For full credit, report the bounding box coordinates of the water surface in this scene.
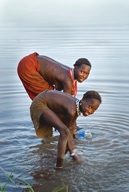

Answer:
[0,0,129,191]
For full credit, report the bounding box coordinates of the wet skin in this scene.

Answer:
[37,55,91,95]
[31,90,101,168]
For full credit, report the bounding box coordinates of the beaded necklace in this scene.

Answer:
[76,99,81,116]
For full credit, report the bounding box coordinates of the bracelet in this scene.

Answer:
[71,149,77,156]
[71,149,83,156]
[55,165,63,169]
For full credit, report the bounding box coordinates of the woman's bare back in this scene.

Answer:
[37,55,72,91]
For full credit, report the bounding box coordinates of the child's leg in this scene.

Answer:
[41,108,70,167]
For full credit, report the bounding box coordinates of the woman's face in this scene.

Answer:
[74,64,91,83]
[80,98,100,116]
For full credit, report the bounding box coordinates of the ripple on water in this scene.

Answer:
[0,17,129,191]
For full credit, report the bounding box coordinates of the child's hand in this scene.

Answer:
[73,129,79,139]
[71,149,83,163]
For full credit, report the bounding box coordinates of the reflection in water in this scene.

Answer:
[0,0,129,191]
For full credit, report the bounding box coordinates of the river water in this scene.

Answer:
[0,0,129,192]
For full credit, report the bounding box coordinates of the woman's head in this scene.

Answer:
[74,58,91,83]
[80,90,102,116]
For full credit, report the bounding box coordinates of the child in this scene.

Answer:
[30,90,102,168]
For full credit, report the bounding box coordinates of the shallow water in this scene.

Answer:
[0,0,129,192]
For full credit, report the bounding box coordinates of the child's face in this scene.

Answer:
[80,98,100,116]
[74,64,91,83]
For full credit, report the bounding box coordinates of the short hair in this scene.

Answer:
[74,58,91,68]
[83,90,102,103]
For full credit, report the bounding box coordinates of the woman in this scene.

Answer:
[17,52,91,99]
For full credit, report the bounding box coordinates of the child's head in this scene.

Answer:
[80,90,102,116]
[74,58,92,83]
[74,58,91,68]
[83,90,102,103]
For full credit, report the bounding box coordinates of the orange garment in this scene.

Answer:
[68,68,78,97]
[17,52,54,100]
